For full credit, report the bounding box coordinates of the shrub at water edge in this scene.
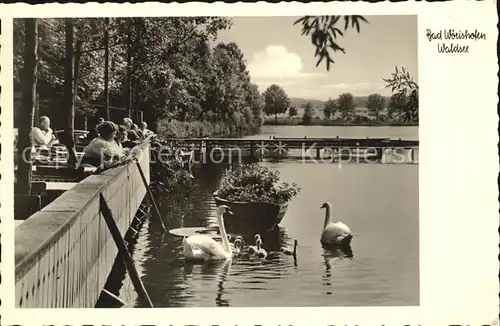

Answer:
[217,164,300,205]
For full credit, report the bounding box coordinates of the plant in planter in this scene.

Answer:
[216,164,300,205]
[214,164,300,233]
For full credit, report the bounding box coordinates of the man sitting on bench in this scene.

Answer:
[32,116,58,148]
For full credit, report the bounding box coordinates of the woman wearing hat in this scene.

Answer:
[82,121,125,167]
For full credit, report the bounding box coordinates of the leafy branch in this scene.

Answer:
[294,15,368,71]
[383,66,419,122]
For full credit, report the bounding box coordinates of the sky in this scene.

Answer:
[215,15,418,100]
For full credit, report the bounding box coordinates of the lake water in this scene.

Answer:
[114,125,419,307]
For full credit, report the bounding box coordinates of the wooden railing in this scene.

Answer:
[167,137,420,150]
[14,142,151,308]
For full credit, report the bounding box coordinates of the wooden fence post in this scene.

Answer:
[135,162,166,232]
[99,194,154,307]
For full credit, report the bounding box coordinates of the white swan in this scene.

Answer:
[183,205,233,261]
[255,238,267,259]
[320,202,353,246]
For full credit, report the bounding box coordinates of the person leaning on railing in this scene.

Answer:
[140,122,154,138]
[81,121,125,168]
[123,117,141,141]
[132,123,144,139]
[116,125,136,152]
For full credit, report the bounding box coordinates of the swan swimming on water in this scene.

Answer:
[320,202,353,247]
[183,205,233,261]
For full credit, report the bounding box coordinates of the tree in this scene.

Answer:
[103,17,111,120]
[323,98,337,119]
[263,84,290,123]
[245,83,264,131]
[337,92,355,120]
[13,17,269,139]
[16,18,38,195]
[366,93,385,120]
[383,66,418,122]
[302,102,314,125]
[294,16,368,71]
[288,105,298,117]
[387,92,407,119]
[62,18,78,167]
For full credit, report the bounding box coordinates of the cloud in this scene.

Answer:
[322,82,371,90]
[247,45,326,82]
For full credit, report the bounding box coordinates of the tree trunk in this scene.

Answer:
[275,112,278,123]
[73,32,83,131]
[131,19,142,122]
[126,26,132,118]
[16,18,38,195]
[103,17,110,120]
[133,78,141,122]
[73,37,82,102]
[63,18,77,168]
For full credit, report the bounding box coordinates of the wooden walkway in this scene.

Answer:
[15,142,151,308]
[168,137,419,149]
[167,137,419,162]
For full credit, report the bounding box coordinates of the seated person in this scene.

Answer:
[139,122,154,138]
[32,116,58,148]
[86,117,105,140]
[116,125,135,150]
[123,117,141,141]
[81,121,125,167]
[132,123,144,139]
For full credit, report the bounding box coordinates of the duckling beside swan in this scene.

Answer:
[255,238,267,259]
[232,236,244,255]
[247,234,261,255]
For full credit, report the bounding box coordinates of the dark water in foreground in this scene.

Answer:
[116,126,419,307]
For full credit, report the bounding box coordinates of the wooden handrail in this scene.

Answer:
[15,141,151,308]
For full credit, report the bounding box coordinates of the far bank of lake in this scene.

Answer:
[263,118,418,128]
[248,124,418,141]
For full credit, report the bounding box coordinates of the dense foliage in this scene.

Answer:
[323,98,337,119]
[263,84,291,123]
[366,93,386,120]
[302,102,314,125]
[14,18,263,137]
[337,93,356,119]
[150,140,196,196]
[216,164,300,205]
[383,66,419,122]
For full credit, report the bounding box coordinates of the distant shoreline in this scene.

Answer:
[263,119,419,127]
